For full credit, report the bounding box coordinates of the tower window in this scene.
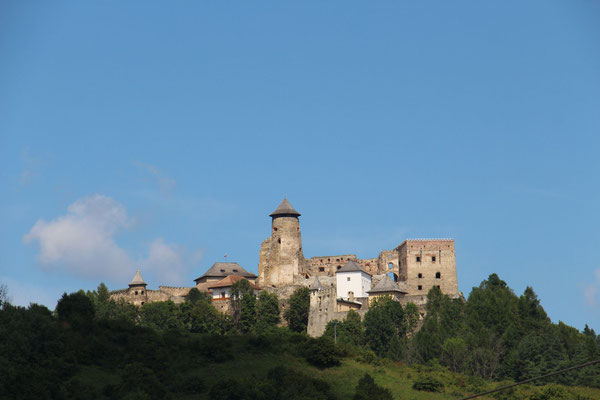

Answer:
[437,285,441,289]
[337,266,341,270]
[347,277,351,281]
[141,291,145,295]
[418,285,423,291]
[273,227,278,231]
[436,272,441,279]
[416,256,421,262]
[278,238,281,244]
[418,273,423,278]
[135,291,138,295]
[319,267,325,272]
[388,263,393,269]
[432,256,436,262]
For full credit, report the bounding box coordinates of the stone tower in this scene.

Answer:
[258,198,305,287]
[128,269,148,306]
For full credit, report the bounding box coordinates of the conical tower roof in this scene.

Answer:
[129,269,147,287]
[269,197,301,217]
[368,274,406,294]
[309,277,324,291]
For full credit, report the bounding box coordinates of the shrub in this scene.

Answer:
[412,375,444,392]
[353,373,393,400]
[194,334,233,363]
[303,337,341,368]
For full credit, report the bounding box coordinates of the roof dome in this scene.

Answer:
[269,197,301,218]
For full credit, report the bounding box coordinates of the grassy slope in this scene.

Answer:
[77,335,600,400]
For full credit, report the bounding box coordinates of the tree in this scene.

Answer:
[56,291,96,329]
[353,373,393,400]
[0,283,9,309]
[323,310,364,346]
[255,291,280,333]
[185,288,211,304]
[441,337,468,372]
[284,287,310,333]
[140,301,183,331]
[230,279,256,333]
[363,296,405,358]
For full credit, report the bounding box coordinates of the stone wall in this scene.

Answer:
[396,239,459,297]
[258,215,305,287]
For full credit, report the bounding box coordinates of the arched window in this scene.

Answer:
[135,290,138,295]
[436,272,441,279]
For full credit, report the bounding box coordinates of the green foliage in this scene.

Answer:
[231,279,257,333]
[56,291,96,329]
[255,290,280,333]
[185,287,211,304]
[0,282,10,309]
[363,295,405,358]
[441,337,468,373]
[323,310,364,346]
[412,374,444,392]
[284,286,310,333]
[303,336,342,368]
[353,373,393,400]
[140,301,184,331]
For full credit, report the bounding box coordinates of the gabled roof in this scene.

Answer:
[207,275,260,290]
[336,260,371,276]
[194,262,257,283]
[269,197,301,217]
[309,277,324,291]
[129,269,146,286]
[368,275,407,294]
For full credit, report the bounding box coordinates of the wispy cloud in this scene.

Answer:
[584,269,600,307]
[134,161,176,195]
[19,147,47,186]
[23,194,202,286]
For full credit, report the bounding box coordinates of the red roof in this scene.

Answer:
[206,275,260,290]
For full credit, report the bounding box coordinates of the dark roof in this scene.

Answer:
[194,262,257,283]
[309,277,324,291]
[368,275,407,294]
[129,269,147,286]
[336,260,371,276]
[269,197,301,217]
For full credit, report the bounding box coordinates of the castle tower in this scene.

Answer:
[258,198,305,287]
[127,269,148,306]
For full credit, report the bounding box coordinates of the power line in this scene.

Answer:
[461,359,600,400]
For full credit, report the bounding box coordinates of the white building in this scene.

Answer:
[335,260,372,299]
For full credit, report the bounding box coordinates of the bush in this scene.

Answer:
[412,375,444,392]
[303,337,341,368]
[194,334,233,363]
[354,373,393,400]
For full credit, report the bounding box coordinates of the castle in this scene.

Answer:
[110,198,462,336]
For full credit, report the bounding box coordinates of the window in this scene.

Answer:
[273,227,278,231]
[436,272,441,279]
[416,256,421,262]
[418,273,423,278]
[388,262,393,269]
[319,267,325,272]
[437,285,441,289]
[336,258,340,262]
[141,302,145,305]
[432,256,436,262]
[337,266,342,270]
[233,269,238,273]
[278,238,281,244]
[418,285,423,291]
[135,291,138,295]
[141,291,145,295]
[347,277,351,281]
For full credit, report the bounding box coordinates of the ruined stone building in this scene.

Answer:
[110,197,462,336]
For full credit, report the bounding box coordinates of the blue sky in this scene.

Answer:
[1,1,599,330]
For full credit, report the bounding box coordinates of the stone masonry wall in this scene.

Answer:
[396,239,459,297]
[258,216,304,287]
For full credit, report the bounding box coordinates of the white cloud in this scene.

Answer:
[142,238,187,285]
[23,195,135,281]
[584,269,600,307]
[23,194,202,286]
[134,161,176,195]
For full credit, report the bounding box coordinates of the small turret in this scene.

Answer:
[128,269,148,305]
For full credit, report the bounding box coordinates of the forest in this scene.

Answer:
[1,274,599,399]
